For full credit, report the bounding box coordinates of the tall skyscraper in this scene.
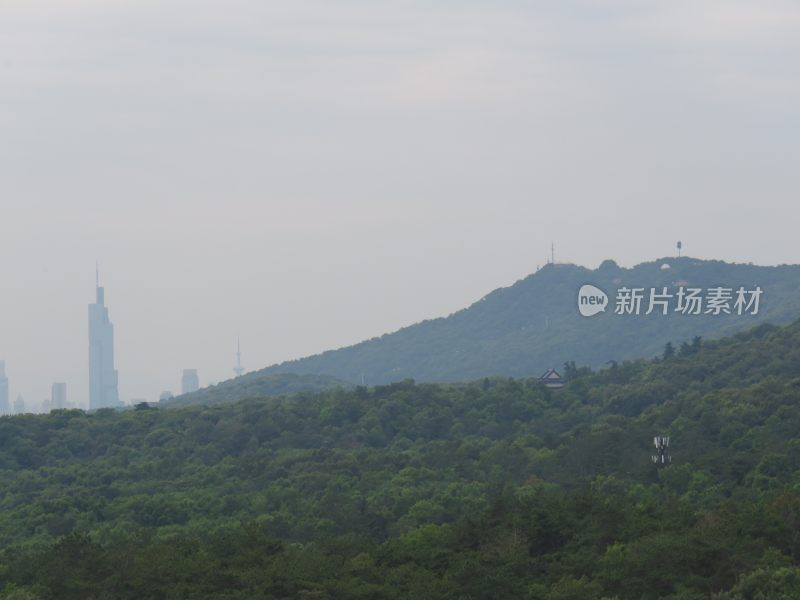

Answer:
[14,395,25,415]
[0,361,9,416]
[181,369,199,394]
[51,382,67,410]
[89,271,120,410]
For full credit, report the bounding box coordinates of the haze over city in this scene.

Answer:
[2,0,799,405]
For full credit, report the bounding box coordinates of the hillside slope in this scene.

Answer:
[254,257,800,384]
[2,320,800,597]
[162,372,349,407]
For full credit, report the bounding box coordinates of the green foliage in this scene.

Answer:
[163,372,349,407]
[0,319,800,597]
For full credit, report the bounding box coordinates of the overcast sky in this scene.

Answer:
[1,0,799,407]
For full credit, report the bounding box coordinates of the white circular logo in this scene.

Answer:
[578,284,608,317]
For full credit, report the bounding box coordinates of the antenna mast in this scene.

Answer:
[233,338,244,377]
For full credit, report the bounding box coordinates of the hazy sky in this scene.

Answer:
[1,0,799,407]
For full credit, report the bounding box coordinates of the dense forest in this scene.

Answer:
[255,258,800,386]
[2,320,800,598]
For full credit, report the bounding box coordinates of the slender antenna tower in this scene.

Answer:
[652,435,671,466]
[677,241,682,258]
[233,338,244,377]
[551,242,555,265]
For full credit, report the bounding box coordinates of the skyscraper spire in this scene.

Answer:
[89,270,120,410]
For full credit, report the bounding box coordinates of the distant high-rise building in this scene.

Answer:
[181,369,199,394]
[0,361,9,416]
[51,382,67,410]
[159,391,174,402]
[14,395,24,415]
[89,270,121,410]
[233,339,244,378]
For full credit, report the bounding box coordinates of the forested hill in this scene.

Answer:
[253,257,800,385]
[162,372,349,407]
[2,320,800,597]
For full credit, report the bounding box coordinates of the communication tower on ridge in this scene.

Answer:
[233,338,245,377]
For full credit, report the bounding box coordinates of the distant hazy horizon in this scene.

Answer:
[0,253,792,410]
[2,1,798,406]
